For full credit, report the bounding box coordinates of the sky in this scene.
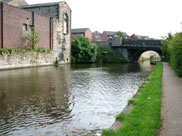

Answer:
[26,0,182,39]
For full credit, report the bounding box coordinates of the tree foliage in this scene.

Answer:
[71,36,126,64]
[71,35,98,63]
[161,32,182,76]
[96,45,126,63]
[114,31,127,44]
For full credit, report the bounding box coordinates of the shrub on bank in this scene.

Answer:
[96,45,126,63]
[71,36,126,64]
[71,36,98,63]
[161,32,182,76]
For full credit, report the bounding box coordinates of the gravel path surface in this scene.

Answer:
[160,63,182,136]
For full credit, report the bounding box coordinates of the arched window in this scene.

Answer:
[63,13,68,34]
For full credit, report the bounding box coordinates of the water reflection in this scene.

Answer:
[0,62,152,136]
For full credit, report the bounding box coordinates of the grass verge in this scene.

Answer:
[102,63,163,136]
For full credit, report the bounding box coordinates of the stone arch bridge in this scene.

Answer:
[95,39,162,62]
[113,39,162,62]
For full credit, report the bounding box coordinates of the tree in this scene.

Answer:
[26,27,40,49]
[71,35,98,63]
[161,33,173,61]
[114,31,127,44]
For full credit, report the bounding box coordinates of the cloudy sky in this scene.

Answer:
[26,0,182,39]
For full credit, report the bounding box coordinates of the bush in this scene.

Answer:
[169,33,182,76]
[71,36,126,64]
[161,32,182,76]
[96,45,126,63]
[71,35,98,63]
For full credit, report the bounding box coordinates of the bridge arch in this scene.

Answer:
[112,39,162,63]
[133,49,162,62]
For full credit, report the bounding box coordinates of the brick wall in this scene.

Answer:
[85,29,92,41]
[34,14,50,49]
[101,32,109,41]
[1,3,51,49]
[0,3,2,47]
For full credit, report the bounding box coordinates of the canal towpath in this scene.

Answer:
[160,63,182,136]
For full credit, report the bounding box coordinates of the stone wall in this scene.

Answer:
[52,2,71,64]
[0,51,56,70]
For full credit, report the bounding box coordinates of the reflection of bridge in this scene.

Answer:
[94,39,162,62]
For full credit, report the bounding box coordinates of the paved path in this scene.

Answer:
[160,63,182,136]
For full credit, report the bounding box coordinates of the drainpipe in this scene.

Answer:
[1,2,3,48]
[49,17,53,49]
[32,12,34,26]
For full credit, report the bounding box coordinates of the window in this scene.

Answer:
[29,25,34,31]
[39,7,43,14]
[23,24,28,31]
[63,13,68,34]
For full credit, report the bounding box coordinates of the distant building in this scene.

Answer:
[103,31,117,41]
[130,34,150,40]
[71,28,92,41]
[101,32,109,41]
[103,31,129,41]
[92,31,102,42]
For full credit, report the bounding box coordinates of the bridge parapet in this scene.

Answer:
[123,39,162,47]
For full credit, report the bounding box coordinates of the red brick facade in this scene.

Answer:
[84,29,92,41]
[101,32,109,41]
[0,4,2,48]
[0,2,52,49]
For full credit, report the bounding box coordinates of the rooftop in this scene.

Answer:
[19,1,62,8]
[71,28,90,33]
[104,31,129,37]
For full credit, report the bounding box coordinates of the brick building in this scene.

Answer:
[130,34,150,40]
[103,31,129,41]
[92,31,102,42]
[71,28,92,41]
[0,0,71,63]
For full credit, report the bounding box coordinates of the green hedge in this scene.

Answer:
[161,32,182,76]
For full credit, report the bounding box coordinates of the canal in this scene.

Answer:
[0,62,152,136]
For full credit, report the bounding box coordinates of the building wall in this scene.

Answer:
[0,3,2,47]
[101,32,109,41]
[22,2,72,64]
[53,2,71,63]
[34,13,50,49]
[2,3,51,49]
[92,31,102,42]
[85,29,92,41]
[3,3,32,48]
[0,1,71,68]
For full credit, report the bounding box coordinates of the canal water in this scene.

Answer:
[0,62,152,136]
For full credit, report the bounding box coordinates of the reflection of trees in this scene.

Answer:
[0,65,72,134]
[100,63,142,75]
